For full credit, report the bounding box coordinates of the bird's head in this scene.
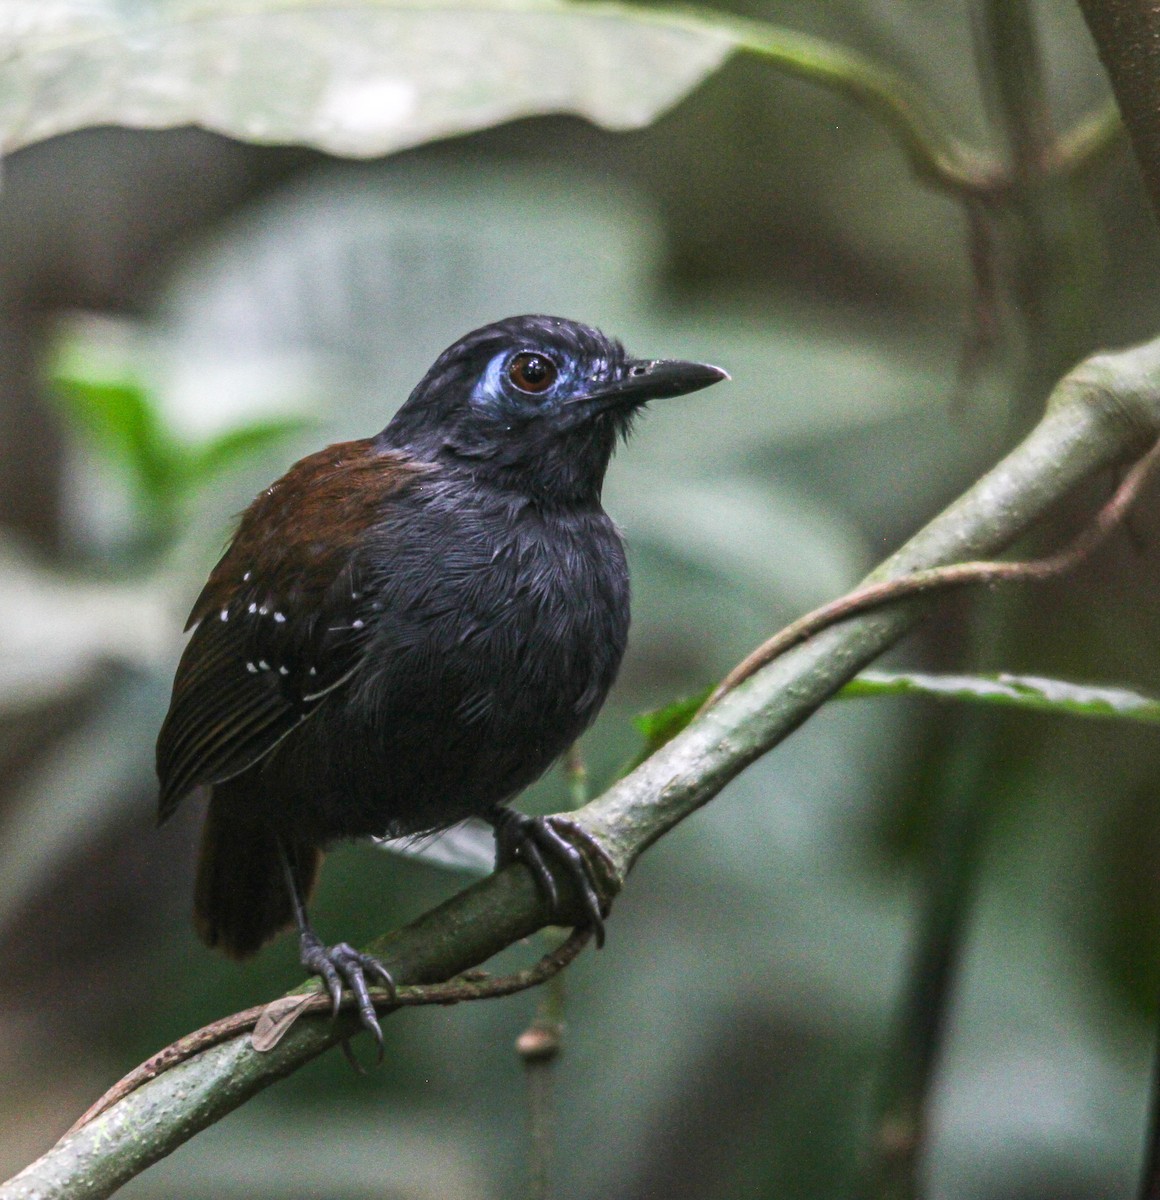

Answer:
[381,315,727,505]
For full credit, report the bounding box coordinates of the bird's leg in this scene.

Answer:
[487,808,617,947]
[276,838,395,1058]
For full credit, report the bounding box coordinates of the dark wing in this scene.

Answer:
[154,559,376,818]
[156,439,430,821]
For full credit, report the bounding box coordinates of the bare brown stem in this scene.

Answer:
[67,927,591,1135]
[702,437,1160,712]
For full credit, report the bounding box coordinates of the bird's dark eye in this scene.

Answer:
[508,352,558,395]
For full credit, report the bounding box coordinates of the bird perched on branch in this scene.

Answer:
[157,314,726,1046]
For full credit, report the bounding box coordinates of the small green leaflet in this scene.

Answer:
[50,363,310,554]
[632,671,1160,765]
[630,689,712,768]
[841,670,1160,723]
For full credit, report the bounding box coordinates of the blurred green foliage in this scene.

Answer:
[49,344,309,557]
[2,2,1160,1199]
[630,689,712,765]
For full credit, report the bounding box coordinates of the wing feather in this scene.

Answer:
[156,440,430,821]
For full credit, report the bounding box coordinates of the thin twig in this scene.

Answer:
[954,196,1003,400]
[516,745,588,1199]
[68,928,592,1135]
[563,742,589,811]
[1048,99,1123,179]
[518,977,567,1200]
[702,437,1160,713]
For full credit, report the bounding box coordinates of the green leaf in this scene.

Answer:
[49,375,178,501]
[50,336,311,553]
[631,670,1160,775]
[840,669,1160,724]
[182,417,315,489]
[630,688,712,768]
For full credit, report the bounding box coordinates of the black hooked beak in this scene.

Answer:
[584,358,729,409]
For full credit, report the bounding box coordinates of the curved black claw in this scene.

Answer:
[298,929,396,1062]
[489,809,617,947]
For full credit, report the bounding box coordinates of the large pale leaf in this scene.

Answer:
[0,0,734,155]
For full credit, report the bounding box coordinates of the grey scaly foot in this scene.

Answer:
[299,929,395,1061]
[489,808,616,947]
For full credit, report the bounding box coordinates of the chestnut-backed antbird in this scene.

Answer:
[157,314,727,1045]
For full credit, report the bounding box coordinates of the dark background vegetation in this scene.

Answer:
[3,1,1160,1196]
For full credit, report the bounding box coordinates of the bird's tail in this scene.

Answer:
[193,779,320,959]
